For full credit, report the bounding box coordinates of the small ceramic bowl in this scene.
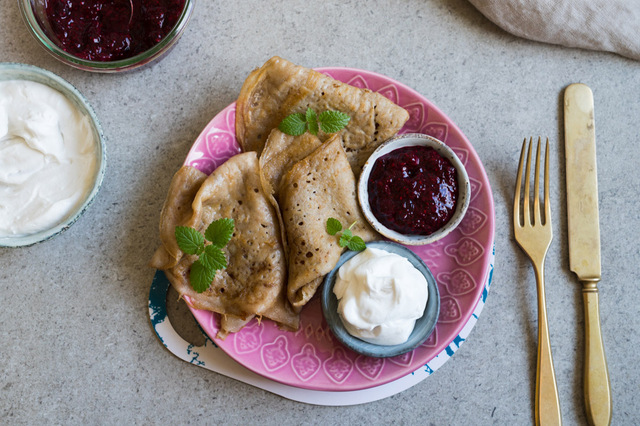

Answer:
[18,0,195,73]
[321,240,440,358]
[358,133,470,246]
[0,63,106,247]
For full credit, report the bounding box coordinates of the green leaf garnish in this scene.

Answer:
[339,233,351,248]
[278,113,306,136]
[306,108,319,135]
[205,218,235,248]
[200,245,227,271]
[318,110,350,134]
[326,217,342,235]
[279,109,350,137]
[346,236,366,252]
[175,218,235,293]
[326,218,366,251]
[175,226,205,255]
[190,260,217,293]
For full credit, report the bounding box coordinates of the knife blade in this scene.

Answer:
[565,84,601,280]
[564,83,612,426]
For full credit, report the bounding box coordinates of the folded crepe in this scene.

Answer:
[258,129,323,257]
[279,135,379,310]
[236,56,410,173]
[259,129,323,198]
[149,166,253,336]
[151,155,298,338]
[150,166,207,270]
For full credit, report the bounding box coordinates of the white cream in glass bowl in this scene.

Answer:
[0,63,106,247]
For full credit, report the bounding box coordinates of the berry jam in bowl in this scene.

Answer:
[358,133,470,246]
[18,0,195,72]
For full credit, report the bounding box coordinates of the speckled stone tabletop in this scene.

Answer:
[1,1,639,424]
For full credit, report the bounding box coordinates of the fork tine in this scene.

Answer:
[544,137,551,224]
[514,138,527,227]
[534,137,542,226]
[523,137,533,226]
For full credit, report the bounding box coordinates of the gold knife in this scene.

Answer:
[564,83,612,426]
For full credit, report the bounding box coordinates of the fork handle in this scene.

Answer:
[582,282,612,426]
[535,265,562,426]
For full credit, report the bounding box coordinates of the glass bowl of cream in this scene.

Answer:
[0,63,106,247]
[18,0,195,73]
[321,240,440,358]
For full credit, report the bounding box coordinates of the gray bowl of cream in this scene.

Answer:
[321,240,440,358]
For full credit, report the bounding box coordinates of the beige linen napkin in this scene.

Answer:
[468,0,640,61]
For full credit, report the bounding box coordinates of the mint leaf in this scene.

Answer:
[280,109,350,136]
[190,259,216,293]
[326,218,342,235]
[175,226,205,255]
[279,113,307,136]
[338,233,350,248]
[346,236,366,252]
[318,110,350,134]
[205,218,235,248]
[306,108,319,135]
[175,219,234,293]
[327,218,366,251]
[200,245,227,271]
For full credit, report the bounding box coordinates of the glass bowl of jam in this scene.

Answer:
[18,0,195,72]
[358,133,470,246]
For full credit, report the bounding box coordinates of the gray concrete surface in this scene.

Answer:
[1,0,639,424]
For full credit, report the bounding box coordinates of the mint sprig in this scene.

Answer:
[306,108,319,135]
[326,218,366,251]
[175,226,205,255]
[189,261,217,293]
[318,110,350,134]
[175,218,235,293]
[278,112,306,136]
[279,108,350,136]
[204,217,234,248]
[326,217,342,235]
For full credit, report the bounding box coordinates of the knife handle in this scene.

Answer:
[582,282,612,426]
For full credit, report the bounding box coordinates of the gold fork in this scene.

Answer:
[514,137,562,426]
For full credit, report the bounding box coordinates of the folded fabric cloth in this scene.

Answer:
[468,0,640,61]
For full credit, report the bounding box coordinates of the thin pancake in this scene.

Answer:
[217,315,253,340]
[158,153,298,337]
[150,166,207,270]
[260,129,323,198]
[236,56,409,173]
[279,135,379,310]
[259,129,323,259]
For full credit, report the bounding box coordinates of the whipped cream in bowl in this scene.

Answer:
[321,240,440,358]
[0,63,106,247]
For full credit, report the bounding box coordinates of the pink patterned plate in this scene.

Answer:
[183,67,495,392]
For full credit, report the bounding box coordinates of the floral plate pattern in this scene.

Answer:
[183,67,495,392]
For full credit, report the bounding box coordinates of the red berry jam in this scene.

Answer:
[368,145,458,236]
[44,0,186,61]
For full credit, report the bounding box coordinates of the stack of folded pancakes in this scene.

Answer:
[151,57,409,338]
